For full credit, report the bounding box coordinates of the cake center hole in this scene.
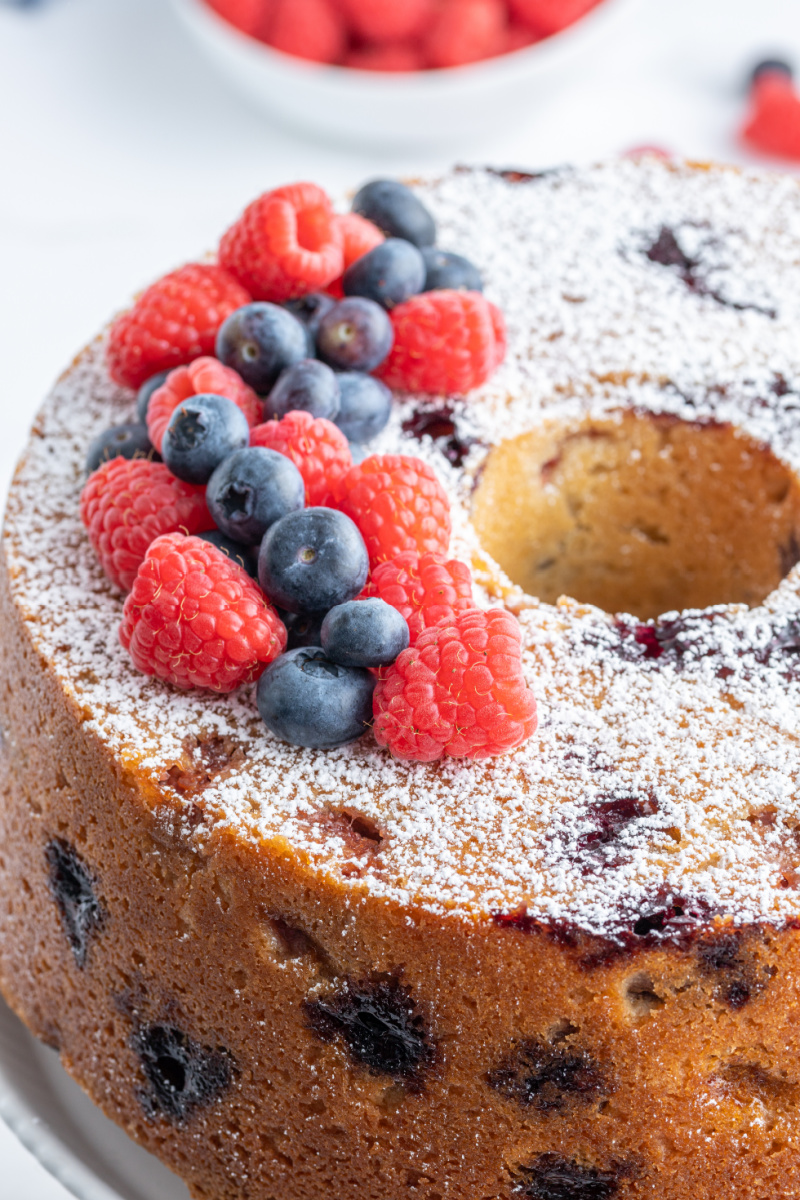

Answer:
[471,410,800,620]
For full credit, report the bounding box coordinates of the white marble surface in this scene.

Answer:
[1,0,800,1195]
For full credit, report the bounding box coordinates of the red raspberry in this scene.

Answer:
[504,21,542,51]
[205,0,274,37]
[80,458,214,592]
[333,454,451,566]
[250,411,352,506]
[376,290,506,395]
[337,0,434,42]
[344,42,424,72]
[106,263,250,391]
[120,533,286,692]
[219,182,344,302]
[424,0,506,68]
[328,212,385,297]
[506,0,601,36]
[267,0,346,63]
[373,608,538,761]
[362,551,473,645]
[146,357,261,454]
[741,72,800,160]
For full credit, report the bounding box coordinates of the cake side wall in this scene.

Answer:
[3,543,800,1199]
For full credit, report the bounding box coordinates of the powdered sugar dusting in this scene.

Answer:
[6,160,800,944]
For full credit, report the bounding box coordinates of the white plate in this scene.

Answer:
[0,996,189,1200]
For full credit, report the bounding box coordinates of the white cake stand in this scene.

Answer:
[0,997,189,1200]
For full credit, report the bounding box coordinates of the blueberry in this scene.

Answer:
[278,609,325,650]
[265,359,341,422]
[321,598,408,668]
[136,369,170,423]
[750,57,793,88]
[196,529,259,579]
[352,180,436,249]
[316,298,393,373]
[257,647,374,749]
[45,839,104,969]
[285,292,336,352]
[161,394,250,485]
[514,1154,621,1200]
[343,239,425,311]
[334,373,392,444]
[131,1024,234,1122]
[258,507,368,614]
[216,302,307,394]
[422,247,483,293]
[207,446,305,544]
[85,423,156,475]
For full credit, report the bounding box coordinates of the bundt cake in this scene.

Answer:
[4,158,800,1199]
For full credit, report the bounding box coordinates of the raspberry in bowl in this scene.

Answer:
[170,0,640,145]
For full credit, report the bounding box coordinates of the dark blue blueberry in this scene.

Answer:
[487,1040,606,1112]
[334,373,392,444]
[162,394,250,485]
[85,423,156,475]
[207,446,304,544]
[316,298,393,373]
[321,598,409,668]
[257,647,375,749]
[352,179,436,248]
[265,359,341,422]
[45,839,104,969]
[215,302,307,394]
[196,529,258,579]
[278,609,325,650]
[131,1024,234,1122]
[343,238,425,311]
[258,507,368,614]
[136,369,170,423]
[513,1154,621,1200]
[284,292,336,352]
[422,247,483,292]
[750,58,793,88]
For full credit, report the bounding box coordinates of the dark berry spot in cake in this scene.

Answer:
[642,224,777,318]
[646,226,695,273]
[577,792,658,861]
[512,1153,622,1199]
[303,973,435,1086]
[131,1024,234,1122]
[45,839,104,968]
[696,930,767,1009]
[717,1061,798,1104]
[487,1039,607,1111]
[402,406,477,468]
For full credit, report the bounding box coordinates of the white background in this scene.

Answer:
[1,0,800,1195]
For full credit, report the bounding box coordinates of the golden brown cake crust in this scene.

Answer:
[5,161,800,1198]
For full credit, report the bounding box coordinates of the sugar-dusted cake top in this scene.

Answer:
[7,159,800,945]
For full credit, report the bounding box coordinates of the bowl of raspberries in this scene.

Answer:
[171,0,639,145]
[82,177,538,762]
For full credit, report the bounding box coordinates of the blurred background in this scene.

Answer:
[1,0,800,1194]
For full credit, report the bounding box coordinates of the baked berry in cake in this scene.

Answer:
[4,161,800,1200]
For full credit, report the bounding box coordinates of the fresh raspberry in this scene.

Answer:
[250,411,352,506]
[376,290,506,395]
[120,533,286,692]
[219,182,344,302]
[344,42,424,72]
[328,212,385,297]
[337,0,434,42]
[146,357,261,454]
[503,21,542,51]
[741,72,800,160]
[107,264,250,391]
[205,0,274,37]
[424,0,506,69]
[266,0,346,63]
[333,454,451,566]
[80,458,214,592]
[506,0,601,36]
[373,608,538,761]
[362,551,474,645]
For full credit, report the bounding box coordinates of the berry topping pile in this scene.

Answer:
[79,176,533,762]
[205,0,605,70]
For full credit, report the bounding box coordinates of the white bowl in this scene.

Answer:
[170,0,640,148]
